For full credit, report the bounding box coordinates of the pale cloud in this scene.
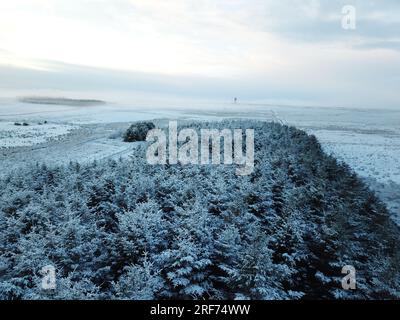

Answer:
[0,0,399,108]
[1,0,273,75]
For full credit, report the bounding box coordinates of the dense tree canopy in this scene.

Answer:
[0,120,399,300]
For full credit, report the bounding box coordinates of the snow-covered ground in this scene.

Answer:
[0,97,399,223]
[306,129,400,184]
[0,121,78,148]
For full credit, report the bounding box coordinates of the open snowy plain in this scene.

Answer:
[0,97,399,224]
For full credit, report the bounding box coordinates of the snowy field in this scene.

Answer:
[0,97,399,223]
[0,122,78,148]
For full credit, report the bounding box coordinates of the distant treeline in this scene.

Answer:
[19,96,106,106]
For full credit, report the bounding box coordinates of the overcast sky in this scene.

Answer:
[0,0,399,108]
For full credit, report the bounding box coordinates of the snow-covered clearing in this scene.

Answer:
[0,122,78,148]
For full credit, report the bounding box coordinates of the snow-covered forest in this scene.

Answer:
[0,120,399,300]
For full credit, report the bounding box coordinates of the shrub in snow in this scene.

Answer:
[123,122,155,142]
